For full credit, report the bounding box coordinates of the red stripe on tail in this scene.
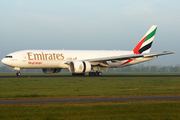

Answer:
[133,36,147,54]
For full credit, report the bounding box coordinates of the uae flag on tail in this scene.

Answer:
[133,25,157,54]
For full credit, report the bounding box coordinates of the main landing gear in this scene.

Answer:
[72,72,102,76]
[89,72,102,76]
[89,67,102,76]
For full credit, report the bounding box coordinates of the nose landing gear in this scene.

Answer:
[13,67,21,76]
[16,72,21,76]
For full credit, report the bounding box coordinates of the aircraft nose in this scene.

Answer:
[1,58,11,66]
[1,58,6,64]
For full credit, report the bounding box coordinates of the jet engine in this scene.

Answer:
[69,61,91,73]
[42,68,61,73]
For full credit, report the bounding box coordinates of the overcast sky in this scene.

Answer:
[0,0,179,66]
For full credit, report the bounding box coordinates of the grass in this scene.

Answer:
[0,76,180,119]
[0,77,180,99]
[0,100,180,120]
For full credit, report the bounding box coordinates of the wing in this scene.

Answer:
[84,51,175,67]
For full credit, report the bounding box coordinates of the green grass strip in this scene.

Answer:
[0,100,180,120]
[0,77,180,99]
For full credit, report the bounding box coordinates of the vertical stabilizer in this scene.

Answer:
[133,25,157,54]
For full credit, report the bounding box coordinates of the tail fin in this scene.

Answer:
[133,25,157,54]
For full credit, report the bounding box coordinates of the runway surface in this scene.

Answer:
[1,74,180,78]
[1,96,180,104]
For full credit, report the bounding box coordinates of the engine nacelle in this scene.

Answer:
[69,61,91,73]
[42,68,61,73]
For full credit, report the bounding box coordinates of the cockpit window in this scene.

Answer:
[5,56,12,58]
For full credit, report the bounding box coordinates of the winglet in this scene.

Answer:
[133,25,157,54]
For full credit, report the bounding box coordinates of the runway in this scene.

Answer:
[1,96,180,104]
[0,74,180,78]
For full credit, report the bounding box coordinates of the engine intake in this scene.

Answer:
[42,68,61,73]
[69,61,91,73]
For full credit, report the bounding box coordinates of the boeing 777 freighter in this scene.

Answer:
[1,25,174,76]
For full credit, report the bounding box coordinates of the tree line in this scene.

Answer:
[0,65,180,73]
[102,65,180,73]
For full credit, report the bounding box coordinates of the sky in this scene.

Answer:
[0,0,180,66]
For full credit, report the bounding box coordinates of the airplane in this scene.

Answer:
[1,25,174,76]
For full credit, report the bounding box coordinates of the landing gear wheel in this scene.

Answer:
[98,72,102,76]
[95,72,99,76]
[16,72,21,76]
[89,72,93,76]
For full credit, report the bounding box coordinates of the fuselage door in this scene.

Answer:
[22,54,27,62]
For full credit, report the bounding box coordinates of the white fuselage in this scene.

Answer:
[1,50,155,69]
